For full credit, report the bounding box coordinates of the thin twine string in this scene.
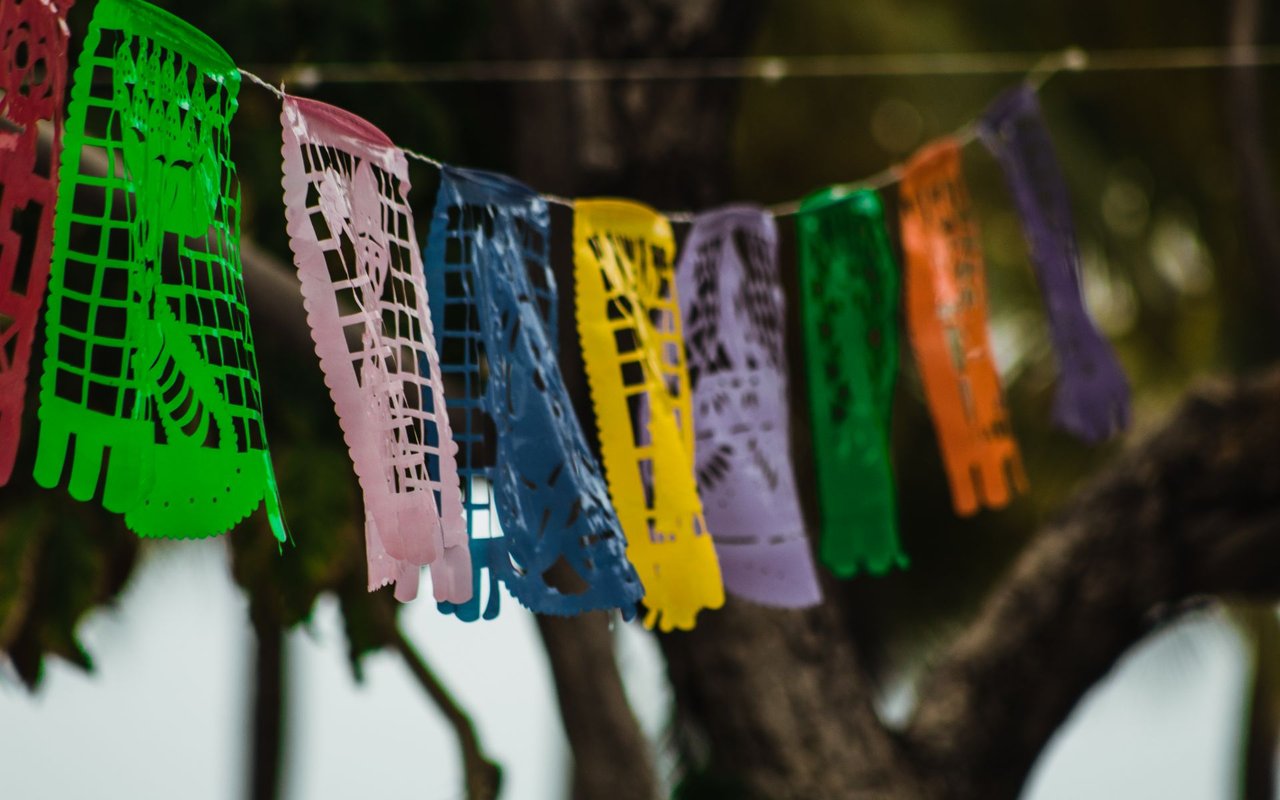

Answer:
[235,43,1250,221]
[240,44,1280,84]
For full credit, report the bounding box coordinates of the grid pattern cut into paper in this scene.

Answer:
[426,167,641,619]
[574,198,723,631]
[280,95,468,603]
[33,0,285,540]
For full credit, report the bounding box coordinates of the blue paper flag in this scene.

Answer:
[425,166,642,620]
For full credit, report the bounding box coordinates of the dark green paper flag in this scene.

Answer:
[797,187,906,576]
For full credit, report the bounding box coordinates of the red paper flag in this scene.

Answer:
[0,0,73,485]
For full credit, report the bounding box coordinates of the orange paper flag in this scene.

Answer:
[899,139,1027,515]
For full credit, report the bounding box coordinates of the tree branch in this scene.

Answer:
[1233,603,1280,800]
[248,608,286,800]
[905,368,1280,798]
[537,610,659,800]
[392,624,502,800]
[660,597,911,799]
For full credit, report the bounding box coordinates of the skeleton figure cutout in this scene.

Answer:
[900,139,1028,516]
[33,0,286,541]
[280,95,469,603]
[677,206,820,607]
[0,0,72,485]
[574,198,723,631]
[426,167,641,620]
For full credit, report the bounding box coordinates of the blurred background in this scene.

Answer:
[1,0,1278,798]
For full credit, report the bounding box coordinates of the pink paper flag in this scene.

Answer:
[280,95,468,603]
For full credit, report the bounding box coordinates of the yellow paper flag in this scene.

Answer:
[573,199,724,631]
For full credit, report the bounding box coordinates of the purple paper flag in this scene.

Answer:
[676,206,821,608]
[979,84,1130,443]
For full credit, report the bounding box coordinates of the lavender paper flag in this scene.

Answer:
[979,84,1130,443]
[676,207,821,608]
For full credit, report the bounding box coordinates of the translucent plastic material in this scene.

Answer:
[33,0,286,541]
[797,188,908,575]
[425,167,642,619]
[573,198,723,631]
[979,84,1130,443]
[677,206,820,607]
[899,139,1027,516]
[279,95,469,603]
[0,0,72,485]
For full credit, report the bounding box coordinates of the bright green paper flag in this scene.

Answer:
[34,0,286,541]
[797,187,906,576]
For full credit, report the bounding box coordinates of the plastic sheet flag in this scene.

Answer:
[797,188,908,576]
[574,199,723,630]
[280,96,469,603]
[900,138,1027,516]
[1,0,72,486]
[424,167,642,619]
[979,84,1130,443]
[676,206,820,607]
[32,0,286,540]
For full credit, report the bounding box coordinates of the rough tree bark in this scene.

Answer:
[905,369,1280,798]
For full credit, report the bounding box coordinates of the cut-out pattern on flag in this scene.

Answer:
[797,188,907,575]
[677,206,819,607]
[900,138,1027,516]
[0,0,73,486]
[425,167,642,619]
[279,95,469,603]
[979,84,1130,443]
[33,0,286,541]
[574,198,723,631]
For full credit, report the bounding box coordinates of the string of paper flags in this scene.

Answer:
[1,0,1139,630]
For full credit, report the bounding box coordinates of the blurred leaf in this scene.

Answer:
[0,476,138,689]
